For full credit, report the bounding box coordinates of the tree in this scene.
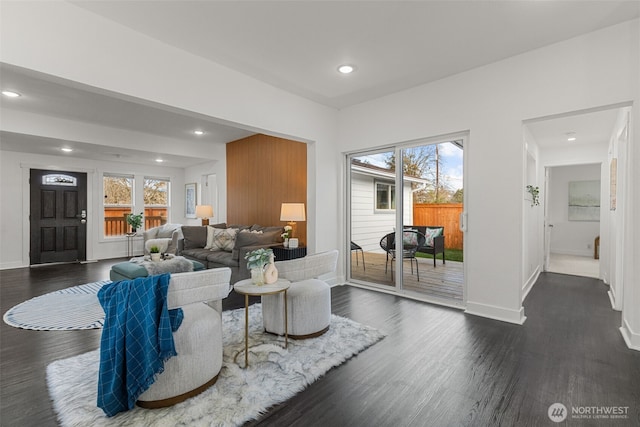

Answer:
[144,179,168,205]
[385,144,452,203]
[103,176,132,205]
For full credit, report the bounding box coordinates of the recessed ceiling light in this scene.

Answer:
[155,158,164,163]
[337,64,355,74]
[2,90,21,98]
[566,131,577,142]
[193,130,205,136]
[567,137,577,141]
[61,147,73,152]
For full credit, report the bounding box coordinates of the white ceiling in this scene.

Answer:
[1,1,638,166]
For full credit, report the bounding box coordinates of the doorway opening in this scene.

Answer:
[347,134,466,308]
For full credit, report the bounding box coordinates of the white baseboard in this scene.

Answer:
[522,266,541,302]
[551,249,593,257]
[0,261,27,270]
[620,319,640,351]
[465,301,527,325]
[607,289,622,311]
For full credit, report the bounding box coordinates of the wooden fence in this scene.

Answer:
[413,203,463,249]
[104,207,167,236]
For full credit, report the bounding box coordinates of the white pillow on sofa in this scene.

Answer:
[205,227,238,251]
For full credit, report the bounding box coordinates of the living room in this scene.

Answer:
[1,1,640,425]
[3,1,639,332]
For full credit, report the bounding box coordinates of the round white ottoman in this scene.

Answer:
[262,278,331,339]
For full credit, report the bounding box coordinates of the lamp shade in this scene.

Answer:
[280,203,306,221]
[195,205,213,218]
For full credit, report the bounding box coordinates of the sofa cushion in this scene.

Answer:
[181,248,212,262]
[205,251,237,268]
[182,226,207,250]
[232,229,282,260]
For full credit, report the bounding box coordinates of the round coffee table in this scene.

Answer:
[233,278,291,367]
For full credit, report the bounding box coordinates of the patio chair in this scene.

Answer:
[379,230,426,281]
[350,241,365,270]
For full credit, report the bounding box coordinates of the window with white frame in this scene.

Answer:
[375,180,396,211]
[103,174,133,237]
[144,177,170,229]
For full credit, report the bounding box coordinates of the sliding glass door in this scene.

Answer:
[348,136,466,306]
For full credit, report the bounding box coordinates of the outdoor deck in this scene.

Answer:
[350,251,464,303]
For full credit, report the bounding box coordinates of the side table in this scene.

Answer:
[233,278,291,368]
[125,232,139,257]
[273,245,307,261]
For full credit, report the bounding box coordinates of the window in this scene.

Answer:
[103,174,133,237]
[144,177,170,229]
[375,181,396,211]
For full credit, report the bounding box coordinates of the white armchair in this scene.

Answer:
[136,267,231,408]
[143,224,183,255]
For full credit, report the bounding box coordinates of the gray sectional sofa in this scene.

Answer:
[180,223,284,283]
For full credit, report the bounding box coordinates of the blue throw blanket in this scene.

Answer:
[97,273,183,417]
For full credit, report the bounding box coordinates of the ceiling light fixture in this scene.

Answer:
[193,130,205,136]
[155,158,164,163]
[61,147,73,152]
[337,64,355,74]
[2,90,21,98]
[566,131,577,142]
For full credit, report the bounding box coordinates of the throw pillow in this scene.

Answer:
[210,228,238,252]
[402,230,419,247]
[204,226,216,249]
[424,228,440,247]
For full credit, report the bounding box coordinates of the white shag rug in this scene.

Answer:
[3,280,110,330]
[47,303,385,427]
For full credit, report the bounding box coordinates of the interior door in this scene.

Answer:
[30,169,87,265]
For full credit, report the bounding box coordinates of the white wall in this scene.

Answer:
[338,20,639,325]
[0,1,340,274]
[522,128,542,299]
[547,164,602,257]
[0,150,185,268]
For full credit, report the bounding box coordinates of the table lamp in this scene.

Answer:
[280,203,305,238]
[195,205,213,226]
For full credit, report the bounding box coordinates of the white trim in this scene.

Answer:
[465,301,527,325]
[607,290,621,311]
[522,265,541,302]
[620,319,640,351]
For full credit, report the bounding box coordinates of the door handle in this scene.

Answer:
[459,212,468,232]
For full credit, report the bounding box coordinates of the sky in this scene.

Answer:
[357,141,463,191]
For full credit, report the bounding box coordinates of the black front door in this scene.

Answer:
[30,169,87,265]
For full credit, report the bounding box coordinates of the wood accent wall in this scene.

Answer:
[227,134,307,244]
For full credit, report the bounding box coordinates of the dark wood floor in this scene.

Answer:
[1,260,639,426]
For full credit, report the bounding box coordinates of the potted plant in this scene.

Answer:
[126,212,143,233]
[149,245,161,261]
[245,248,275,285]
[526,185,540,207]
[281,225,293,247]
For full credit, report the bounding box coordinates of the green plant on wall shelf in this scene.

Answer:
[526,185,540,207]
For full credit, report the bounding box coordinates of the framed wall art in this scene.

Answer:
[568,180,600,221]
[185,183,197,218]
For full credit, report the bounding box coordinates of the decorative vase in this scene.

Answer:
[264,254,278,284]
[283,238,289,248]
[251,267,265,285]
[150,253,161,262]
